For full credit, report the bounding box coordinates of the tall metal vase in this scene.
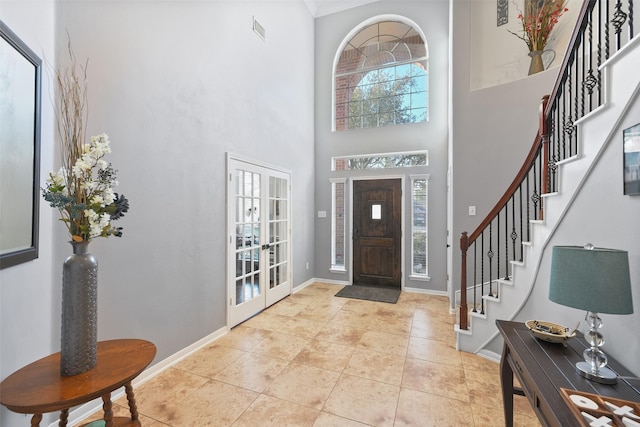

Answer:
[61,241,98,376]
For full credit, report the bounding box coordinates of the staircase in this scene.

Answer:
[455,0,640,355]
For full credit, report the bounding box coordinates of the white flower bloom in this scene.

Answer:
[97,159,108,170]
[90,194,105,206]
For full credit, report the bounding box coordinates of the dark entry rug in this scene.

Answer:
[334,285,401,304]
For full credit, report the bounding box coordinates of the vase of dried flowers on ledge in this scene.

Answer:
[509,0,569,75]
[42,42,129,376]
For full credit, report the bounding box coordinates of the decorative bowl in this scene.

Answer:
[525,320,576,343]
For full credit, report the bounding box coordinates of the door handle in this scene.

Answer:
[353,228,359,240]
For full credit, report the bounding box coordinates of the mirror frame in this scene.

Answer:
[0,20,42,269]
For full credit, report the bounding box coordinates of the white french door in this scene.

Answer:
[227,156,291,328]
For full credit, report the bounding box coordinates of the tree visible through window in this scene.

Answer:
[335,19,428,131]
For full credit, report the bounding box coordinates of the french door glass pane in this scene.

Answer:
[235,169,261,306]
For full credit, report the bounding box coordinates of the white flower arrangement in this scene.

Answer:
[42,42,128,243]
[43,134,129,242]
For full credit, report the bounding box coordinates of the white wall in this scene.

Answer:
[314,1,450,292]
[0,1,57,425]
[1,1,315,424]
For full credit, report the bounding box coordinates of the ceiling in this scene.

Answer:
[304,0,380,17]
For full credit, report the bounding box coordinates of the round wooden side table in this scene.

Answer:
[0,339,156,427]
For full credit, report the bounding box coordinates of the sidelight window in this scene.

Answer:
[411,175,428,278]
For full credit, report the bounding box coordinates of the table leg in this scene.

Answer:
[500,343,514,427]
[59,409,69,427]
[101,392,114,427]
[124,381,139,421]
[30,413,42,427]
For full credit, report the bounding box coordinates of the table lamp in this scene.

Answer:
[548,244,634,384]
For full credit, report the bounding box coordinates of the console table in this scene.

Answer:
[0,339,156,427]
[497,320,640,426]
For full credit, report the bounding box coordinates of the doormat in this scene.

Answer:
[334,285,400,304]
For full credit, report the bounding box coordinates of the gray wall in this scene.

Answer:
[0,2,57,426]
[449,0,558,305]
[1,1,315,424]
[314,1,450,292]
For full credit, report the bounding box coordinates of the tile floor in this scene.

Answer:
[83,282,541,426]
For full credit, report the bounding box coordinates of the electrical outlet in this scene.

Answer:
[469,206,476,216]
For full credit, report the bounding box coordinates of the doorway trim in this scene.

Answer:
[226,152,292,328]
[349,175,405,289]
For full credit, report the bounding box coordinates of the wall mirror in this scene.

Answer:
[0,20,42,269]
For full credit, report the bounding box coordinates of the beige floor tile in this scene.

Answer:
[471,402,542,427]
[357,330,409,356]
[369,312,413,336]
[314,323,367,346]
[402,357,470,402]
[412,306,455,325]
[213,351,289,392]
[173,343,245,377]
[264,362,341,410]
[323,374,399,427]
[216,325,272,351]
[312,411,370,426]
[160,380,258,426]
[343,348,405,385]
[76,282,551,427]
[127,367,210,422]
[340,298,385,315]
[395,387,475,427]
[81,403,159,426]
[278,316,326,338]
[460,351,500,373]
[331,310,377,329]
[294,339,355,372]
[411,317,457,344]
[266,299,308,317]
[250,330,311,360]
[407,336,462,366]
[298,304,343,322]
[242,311,290,331]
[464,366,503,408]
[232,393,320,427]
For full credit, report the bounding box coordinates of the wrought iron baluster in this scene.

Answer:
[472,242,477,313]
[488,222,494,297]
[480,232,485,315]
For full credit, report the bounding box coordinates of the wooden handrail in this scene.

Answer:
[466,96,549,245]
[457,0,603,330]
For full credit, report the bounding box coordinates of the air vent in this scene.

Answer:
[253,17,266,41]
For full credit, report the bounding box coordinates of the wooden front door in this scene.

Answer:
[353,179,402,288]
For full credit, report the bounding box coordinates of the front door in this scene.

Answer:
[353,179,402,288]
[227,157,291,328]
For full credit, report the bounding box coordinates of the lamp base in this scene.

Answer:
[575,361,618,384]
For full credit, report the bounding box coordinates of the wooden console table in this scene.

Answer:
[0,339,156,427]
[497,320,640,426]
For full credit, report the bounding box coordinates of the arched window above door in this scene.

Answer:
[334,17,429,131]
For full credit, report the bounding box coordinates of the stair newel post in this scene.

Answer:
[540,95,550,220]
[459,231,469,330]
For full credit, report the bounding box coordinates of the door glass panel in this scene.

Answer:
[371,203,382,220]
[268,176,288,292]
[235,169,261,306]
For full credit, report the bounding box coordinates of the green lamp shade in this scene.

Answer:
[549,246,634,314]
